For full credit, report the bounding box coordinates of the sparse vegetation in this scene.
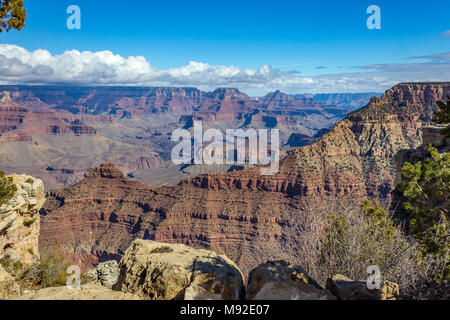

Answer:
[23,218,37,227]
[309,98,450,299]
[316,200,421,297]
[31,248,72,288]
[0,170,17,206]
[1,257,25,278]
[1,248,74,290]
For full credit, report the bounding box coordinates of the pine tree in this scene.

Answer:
[434,95,450,139]
[399,146,449,283]
[0,0,26,32]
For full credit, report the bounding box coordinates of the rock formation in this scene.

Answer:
[0,85,360,190]
[311,92,381,109]
[11,234,401,300]
[0,174,45,299]
[325,274,399,300]
[85,260,119,289]
[246,261,335,300]
[0,174,45,266]
[39,83,450,275]
[17,283,139,300]
[113,239,244,300]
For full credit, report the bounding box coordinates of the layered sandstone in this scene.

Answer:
[39,83,449,275]
[0,174,45,299]
[0,174,45,266]
[1,86,355,190]
[113,239,244,300]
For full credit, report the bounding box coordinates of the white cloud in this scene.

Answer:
[0,44,449,94]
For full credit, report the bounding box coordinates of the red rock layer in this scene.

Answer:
[0,98,97,138]
[0,86,351,126]
[39,83,450,274]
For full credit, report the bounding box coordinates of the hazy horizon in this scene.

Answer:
[0,0,448,95]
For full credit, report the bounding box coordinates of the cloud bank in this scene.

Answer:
[0,44,449,94]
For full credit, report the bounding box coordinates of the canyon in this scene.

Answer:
[37,82,450,275]
[0,86,376,190]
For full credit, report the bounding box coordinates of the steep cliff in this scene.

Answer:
[0,174,45,266]
[0,86,358,190]
[39,83,450,274]
[0,174,45,299]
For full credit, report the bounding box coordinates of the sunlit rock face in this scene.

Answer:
[39,83,449,275]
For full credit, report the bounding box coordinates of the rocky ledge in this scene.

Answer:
[13,240,400,301]
[0,174,45,298]
[113,239,245,300]
[0,174,45,265]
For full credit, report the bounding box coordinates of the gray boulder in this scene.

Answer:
[86,260,119,289]
[246,261,336,300]
[326,274,399,300]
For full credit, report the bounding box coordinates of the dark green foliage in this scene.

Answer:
[23,218,36,227]
[398,146,449,284]
[434,96,450,139]
[0,170,17,206]
[0,0,26,32]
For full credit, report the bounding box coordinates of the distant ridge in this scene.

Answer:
[39,82,450,274]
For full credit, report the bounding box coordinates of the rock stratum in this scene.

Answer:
[0,86,373,190]
[0,174,45,298]
[0,174,45,265]
[113,239,244,300]
[39,83,449,275]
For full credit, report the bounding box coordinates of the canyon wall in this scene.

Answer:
[0,86,359,190]
[38,82,450,274]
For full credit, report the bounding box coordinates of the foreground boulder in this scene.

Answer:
[246,261,336,300]
[0,174,45,266]
[113,239,244,300]
[17,283,138,300]
[326,274,399,300]
[85,260,119,289]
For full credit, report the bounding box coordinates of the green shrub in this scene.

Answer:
[317,200,421,296]
[0,170,17,206]
[23,218,36,227]
[34,248,72,288]
[398,145,449,285]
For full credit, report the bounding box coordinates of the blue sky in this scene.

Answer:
[0,0,449,95]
